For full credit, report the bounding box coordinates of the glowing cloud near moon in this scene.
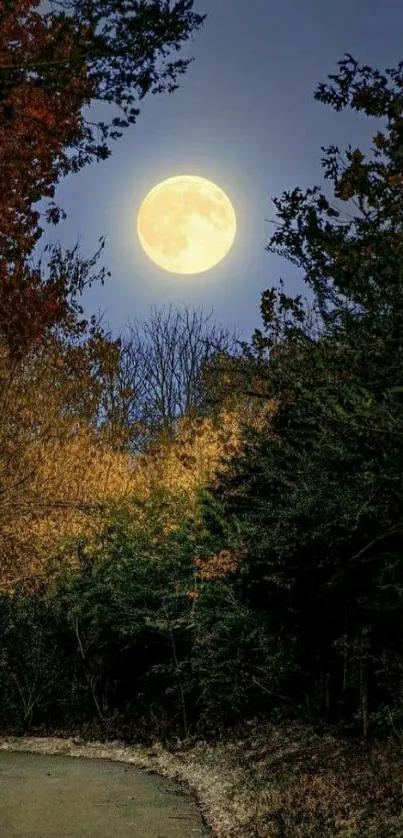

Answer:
[137,175,237,274]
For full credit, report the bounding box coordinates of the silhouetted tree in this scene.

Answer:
[93,303,244,453]
[201,53,403,738]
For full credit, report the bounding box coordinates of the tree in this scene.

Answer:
[0,0,205,357]
[1,0,95,262]
[0,299,135,594]
[92,304,245,454]
[200,53,403,736]
[1,0,205,259]
[198,294,325,417]
[0,297,275,597]
[0,229,119,364]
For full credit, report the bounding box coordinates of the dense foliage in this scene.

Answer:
[202,53,403,738]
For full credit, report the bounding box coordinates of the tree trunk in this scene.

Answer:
[359,625,369,738]
[338,597,349,724]
[325,671,331,721]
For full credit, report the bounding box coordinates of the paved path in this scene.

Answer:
[0,751,208,837]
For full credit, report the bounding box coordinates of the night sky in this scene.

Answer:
[34,0,403,346]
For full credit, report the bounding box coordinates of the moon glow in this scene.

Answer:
[137,175,237,274]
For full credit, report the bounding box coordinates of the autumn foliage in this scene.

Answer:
[0,0,96,358]
[0,0,206,361]
[0,334,277,596]
[0,0,95,259]
[0,0,214,593]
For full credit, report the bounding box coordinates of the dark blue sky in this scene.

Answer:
[34,0,402,346]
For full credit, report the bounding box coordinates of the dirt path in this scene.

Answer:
[0,750,208,837]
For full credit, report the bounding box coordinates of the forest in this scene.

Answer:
[1,2,403,835]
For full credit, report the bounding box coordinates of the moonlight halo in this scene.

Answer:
[137,175,237,274]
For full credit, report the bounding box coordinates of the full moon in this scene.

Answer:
[137,175,237,274]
